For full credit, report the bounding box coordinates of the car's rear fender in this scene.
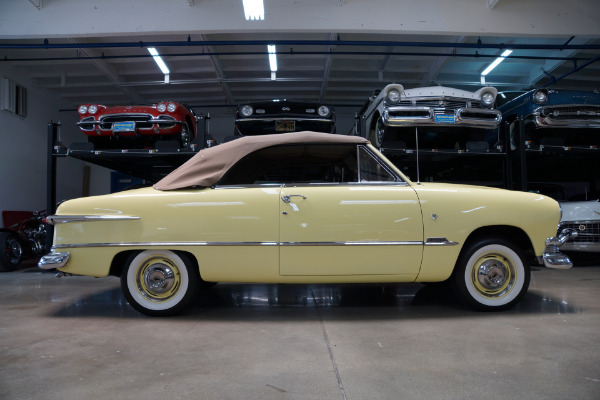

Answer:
[109,249,201,278]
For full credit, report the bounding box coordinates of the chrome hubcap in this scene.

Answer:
[471,253,516,298]
[144,264,175,295]
[135,256,181,302]
[477,260,507,290]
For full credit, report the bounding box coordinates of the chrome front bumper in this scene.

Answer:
[382,107,502,128]
[38,252,70,269]
[533,105,600,128]
[542,229,577,269]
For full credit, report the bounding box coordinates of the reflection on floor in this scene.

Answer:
[1,263,599,400]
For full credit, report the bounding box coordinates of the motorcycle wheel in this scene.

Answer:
[0,232,23,272]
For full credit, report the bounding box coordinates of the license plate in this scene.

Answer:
[435,114,455,124]
[276,120,296,133]
[113,122,136,132]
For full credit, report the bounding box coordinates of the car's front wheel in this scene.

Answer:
[180,123,192,149]
[452,238,530,311]
[369,117,386,148]
[121,250,198,316]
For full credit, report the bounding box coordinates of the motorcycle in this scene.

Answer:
[0,210,47,272]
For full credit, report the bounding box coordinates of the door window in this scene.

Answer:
[219,143,401,186]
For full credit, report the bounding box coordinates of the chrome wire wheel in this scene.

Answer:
[454,238,530,311]
[121,250,198,316]
[180,123,191,149]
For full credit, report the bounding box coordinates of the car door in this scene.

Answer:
[279,146,423,278]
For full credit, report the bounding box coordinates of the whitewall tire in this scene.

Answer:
[369,117,385,148]
[453,238,530,311]
[121,250,198,316]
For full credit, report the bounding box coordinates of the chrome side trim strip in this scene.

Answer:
[280,241,423,246]
[52,238,462,250]
[52,241,279,249]
[46,215,141,225]
[51,240,427,250]
[424,237,459,246]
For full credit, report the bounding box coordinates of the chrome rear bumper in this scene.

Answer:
[38,252,70,269]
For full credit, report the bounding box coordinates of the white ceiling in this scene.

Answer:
[0,0,599,110]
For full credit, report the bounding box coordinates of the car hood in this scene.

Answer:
[411,182,556,206]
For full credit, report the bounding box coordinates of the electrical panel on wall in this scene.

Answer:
[0,76,27,117]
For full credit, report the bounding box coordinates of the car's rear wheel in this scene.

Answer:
[452,238,530,311]
[0,232,22,272]
[121,250,198,316]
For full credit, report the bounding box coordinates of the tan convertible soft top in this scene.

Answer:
[154,131,370,190]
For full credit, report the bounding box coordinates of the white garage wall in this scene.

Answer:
[0,64,110,227]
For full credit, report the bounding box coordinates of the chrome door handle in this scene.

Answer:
[281,195,307,203]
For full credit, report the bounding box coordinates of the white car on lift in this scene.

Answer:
[559,200,600,253]
[355,84,502,148]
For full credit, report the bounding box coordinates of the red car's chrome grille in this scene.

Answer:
[100,114,154,129]
[79,116,95,130]
[156,115,177,129]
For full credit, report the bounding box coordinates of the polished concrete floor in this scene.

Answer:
[1,260,599,400]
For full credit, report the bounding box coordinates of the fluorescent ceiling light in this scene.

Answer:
[268,45,277,72]
[147,47,170,75]
[481,49,512,76]
[243,0,264,20]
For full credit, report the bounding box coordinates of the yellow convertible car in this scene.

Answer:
[40,132,574,316]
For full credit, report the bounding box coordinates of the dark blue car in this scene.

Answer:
[497,88,600,149]
[497,88,600,254]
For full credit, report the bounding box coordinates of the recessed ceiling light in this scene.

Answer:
[268,44,277,72]
[243,0,264,20]
[147,47,170,75]
[481,49,512,77]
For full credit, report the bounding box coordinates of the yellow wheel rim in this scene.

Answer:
[135,256,182,303]
[470,252,516,299]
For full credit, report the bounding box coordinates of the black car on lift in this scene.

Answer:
[227,100,335,141]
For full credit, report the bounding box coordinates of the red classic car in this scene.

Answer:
[77,102,199,149]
